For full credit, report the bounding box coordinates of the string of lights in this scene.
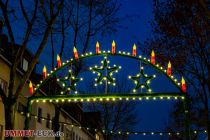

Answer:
[89,56,121,87]
[29,93,186,104]
[128,66,156,93]
[19,112,207,136]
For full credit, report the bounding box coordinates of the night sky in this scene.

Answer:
[40,0,178,140]
[114,1,174,139]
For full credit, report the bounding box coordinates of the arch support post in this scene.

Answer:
[184,94,191,140]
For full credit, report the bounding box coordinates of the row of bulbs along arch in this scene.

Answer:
[29,41,187,96]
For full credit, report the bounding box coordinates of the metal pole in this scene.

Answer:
[70,64,72,94]
[184,94,191,140]
[139,61,142,93]
[105,56,108,94]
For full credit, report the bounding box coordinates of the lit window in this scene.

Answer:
[22,58,28,71]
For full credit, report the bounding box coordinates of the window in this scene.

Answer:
[37,107,42,123]
[60,124,64,132]
[0,78,7,93]
[96,134,100,140]
[65,128,71,140]
[0,125,3,140]
[51,117,54,129]
[22,58,28,71]
[72,132,75,140]
[17,102,26,114]
[46,113,50,128]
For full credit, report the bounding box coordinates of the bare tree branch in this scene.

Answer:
[20,0,30,24]
[13,0,64,100]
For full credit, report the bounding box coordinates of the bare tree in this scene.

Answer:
[42,1,121,140]
[144,0,210,139]
[0,1,64,139]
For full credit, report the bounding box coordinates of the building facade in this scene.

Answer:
[0,35,104,140]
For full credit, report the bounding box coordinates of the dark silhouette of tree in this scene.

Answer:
[0,1,64,140]
[82,75,138,140]
[46,0,121,140]
[144,0,210,139]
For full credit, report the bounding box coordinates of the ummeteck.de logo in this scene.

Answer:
[4,130,64,137]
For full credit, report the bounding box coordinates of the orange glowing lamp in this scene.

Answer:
[132,44,137,57]
[57,54,61,68]
[151,50,155,64]
[167,61,171,76]
[29,81,33,95]
[96,41,100,54]
[43,65,47,79]
[112,40,116,54]
[181,77,186,92]
[73,47,79,59]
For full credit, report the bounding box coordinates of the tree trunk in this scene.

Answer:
[4,101,16,140]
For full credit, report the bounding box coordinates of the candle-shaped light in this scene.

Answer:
[43,65,47,79]
[57,54,61,68]
[132,44,136,56]
[96,41,100,54]
[29,81,33,95]
[73,47,79,59]
[151,50,155,64]
[181,77,186,92]
[112,40,115,54]
[167,61,171,76]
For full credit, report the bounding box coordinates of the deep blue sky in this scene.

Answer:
[78,0,180,140]
[40,0,179,140]
[114,1,173,140]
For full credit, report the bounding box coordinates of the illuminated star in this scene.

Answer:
[57,70,82,93]
[90,57,121,85]
[129,68,155,92]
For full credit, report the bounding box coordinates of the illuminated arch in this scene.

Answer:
[24,45,193,139]
[33,51,184,95]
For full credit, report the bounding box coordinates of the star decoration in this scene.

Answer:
[57,69,83,94]
[90,57,121,86]
[129,67,156,93]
